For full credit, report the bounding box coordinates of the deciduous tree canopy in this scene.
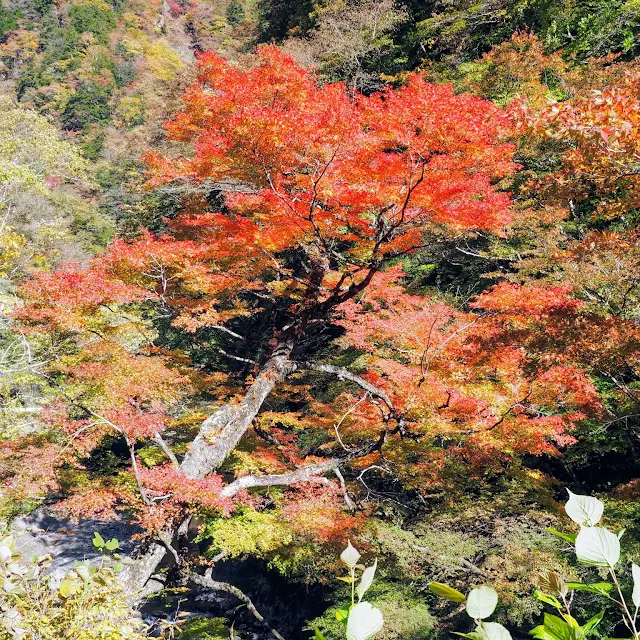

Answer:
[3,3,640,638]
[13,48,624,573]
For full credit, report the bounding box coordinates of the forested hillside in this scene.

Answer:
[1,1,640,639]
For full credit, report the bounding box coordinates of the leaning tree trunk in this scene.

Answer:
[180,344,297,478]
[122,343,297,600]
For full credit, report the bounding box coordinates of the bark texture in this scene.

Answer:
[179,348,297,479]
[220,459,339,497]
[124,347,297,599]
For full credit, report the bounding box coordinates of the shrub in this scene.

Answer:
[62,81,112,131]
[0,533,149,640]
[174,617,231,640]
[226,0,244,25]
[0,5,19,40]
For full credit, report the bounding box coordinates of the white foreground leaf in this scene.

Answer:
[357,559,378,602]
[632,564,640,608]
[466,586,499,620]
[479,622,512,640]
[346,602,384,640]
[341,540,361,569]
[575,527,620,567]
[565,490,604,527]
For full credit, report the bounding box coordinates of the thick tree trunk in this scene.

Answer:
[179,344,296,479]
[123,343,297,600]
[122,542,168,602]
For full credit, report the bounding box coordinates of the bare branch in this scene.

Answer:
[335,392,370,451]
[220,430,389,499]
[57,420,106,459]
[157,530,181,565]
[299,362,394,412]
[190,570,286,640]
[299,361,415,438]
[216,348,259,365]
[485,387,534,432]
[126,438,152,506]
[153,432,180,468]
[209,325,247,340]
[220,459,339,498]
[334,467,356,511]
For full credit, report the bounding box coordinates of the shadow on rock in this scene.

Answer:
[10,507,143,571]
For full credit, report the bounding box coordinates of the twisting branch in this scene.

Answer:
[335,392,370,451]
[157,530,181,565]
[209,325,246,340]
[221,429,389,499]
[190,569,286,640]
[298,362,414,437]
[485,387,534,432]
[299,362,394,412]
[216,348,259,365]
[334,467,356,511]
[56,421,106,459]
[126,437,152,506]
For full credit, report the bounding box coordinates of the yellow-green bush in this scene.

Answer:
[0,534,149,640]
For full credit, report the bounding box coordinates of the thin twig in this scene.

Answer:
[153,432,180,468]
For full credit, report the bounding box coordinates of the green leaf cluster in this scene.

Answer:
[0,533,147,640]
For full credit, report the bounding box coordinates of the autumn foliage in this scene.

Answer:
[8,46,624,556]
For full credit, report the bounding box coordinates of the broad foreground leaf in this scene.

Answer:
[357,559,378,602]
[346,602,384,640]
[479,622,512,640]
[565,491,604,528]
[632,564,640,608]
[466,586,499,620]
[575,527,620,567]
[341,540,361,569]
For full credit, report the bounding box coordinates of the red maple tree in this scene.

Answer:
[11,47,603,593]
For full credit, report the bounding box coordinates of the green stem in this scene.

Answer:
[610,567,639,639]
[351,566,355,606]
